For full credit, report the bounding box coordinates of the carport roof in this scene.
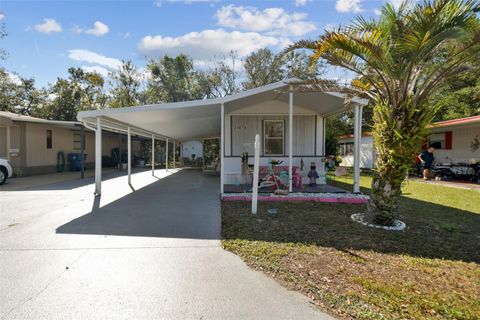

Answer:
[77,79,367,142]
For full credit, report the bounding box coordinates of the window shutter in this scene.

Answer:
[445,131,453,150]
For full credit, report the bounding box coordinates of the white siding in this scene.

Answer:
[229,115,317,156]
[338,136,375,169]
[432,126,480,163]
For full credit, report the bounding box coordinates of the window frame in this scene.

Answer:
[46,129,53,149]
[73,132,84,150]
[263,119,285,156]
[429,133,445,149]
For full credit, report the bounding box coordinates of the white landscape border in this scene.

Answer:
[351,213,407,231]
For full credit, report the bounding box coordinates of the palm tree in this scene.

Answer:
[287,0,480,225]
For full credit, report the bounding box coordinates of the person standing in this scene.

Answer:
[418,147,435,180]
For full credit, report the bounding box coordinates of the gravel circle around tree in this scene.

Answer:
[351,213,406,231]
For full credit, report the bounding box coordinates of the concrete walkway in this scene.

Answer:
[0,169,332,320]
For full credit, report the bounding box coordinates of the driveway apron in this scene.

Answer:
[0,169,332,320]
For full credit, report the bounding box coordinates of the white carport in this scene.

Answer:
[77,79,367,196]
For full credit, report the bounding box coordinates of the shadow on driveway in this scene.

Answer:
[56,170,220,240]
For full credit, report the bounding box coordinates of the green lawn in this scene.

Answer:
[221,175,480,319]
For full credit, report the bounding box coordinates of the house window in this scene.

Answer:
[46,130,52,149]
[263,120,284,155]
[429,133,445,149]
[73,133,84,150]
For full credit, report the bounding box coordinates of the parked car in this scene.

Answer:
[0,158,13,185]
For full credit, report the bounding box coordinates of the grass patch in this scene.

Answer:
[222,175,480,319]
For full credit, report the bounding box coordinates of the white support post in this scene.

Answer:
[353,104,363,193]
[202,141,205,169]
[288,85,293,193]
[166,138,169,170]
[95,117,102,196]
[180,142,183,167]
[173,140,176,169]
[6,126,11,162]
[322,117,326,156]
[220,103,225,195]
[127,127,131,185]
[251,134,260,214]
[152,135,155,176]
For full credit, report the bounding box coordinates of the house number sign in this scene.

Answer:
[234,124,247,131]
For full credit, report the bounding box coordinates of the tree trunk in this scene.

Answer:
[367,100,433,226]
[367,171,404,225]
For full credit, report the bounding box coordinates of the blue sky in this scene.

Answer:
[0,0,392,87]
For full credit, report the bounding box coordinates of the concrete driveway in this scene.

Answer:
[0,169,332,320]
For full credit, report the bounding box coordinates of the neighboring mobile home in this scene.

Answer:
[425,116,480,164]
[336,115,480,170]
[0,111,120,176]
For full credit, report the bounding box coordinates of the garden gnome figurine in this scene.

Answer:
[308,162,319,186]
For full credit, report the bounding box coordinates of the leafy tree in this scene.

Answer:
[0,68,45,115]
[40,68,106,120]
[243,48,324,90]
[145,54,207,103]
[288,0,480,225]
[68,67,107,111]
[200,52,240,98]
[41,78,80,121]
[0,68,18,112]
[428,60,480,121]
[242,48,283,90]
[282,50,321,80]
[13,77,45,115]
[109,60,142,108]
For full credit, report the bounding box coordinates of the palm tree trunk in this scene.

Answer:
[366,101,427,226]
[367,170,404,225]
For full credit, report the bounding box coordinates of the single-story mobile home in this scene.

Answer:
[0,111,122,176]
[336,115,480,170]
[424,116,480,164]
[77,79,368,196]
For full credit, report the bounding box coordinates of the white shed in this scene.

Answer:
[182,140,203,160]
[337,133,375,169]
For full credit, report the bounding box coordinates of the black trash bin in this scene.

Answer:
[68,153,87,171]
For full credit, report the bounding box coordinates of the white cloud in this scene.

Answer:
[7,71,22,85]
[295,0,311,6]
[0,12,5,21]
[81,65,110,77]
[335,0,363,13]
[215,5,316,37]
[68,49,122,69]
[34,18,63,34]
[85,21,109,36]
[74,21,110,37]
[138,29,285,60]
[374,8,382,15]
